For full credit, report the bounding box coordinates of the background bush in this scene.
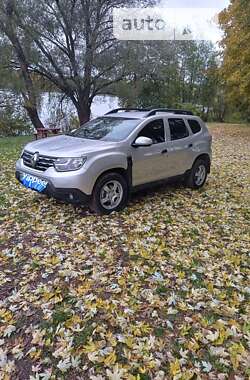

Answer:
[0,106,32,137]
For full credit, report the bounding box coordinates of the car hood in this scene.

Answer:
[25,135,116,157]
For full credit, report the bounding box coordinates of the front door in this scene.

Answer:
[132,119,169,186]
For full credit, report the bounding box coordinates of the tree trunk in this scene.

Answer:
[72,91,92,125]
[24,105,45,130]
[76,102,91,125]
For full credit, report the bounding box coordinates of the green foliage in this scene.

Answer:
[0,135,32,145]
[0,106,32,137]
[219,0,250,121]
[117,41,224,120]
[52,308,72,326]
[74,323,95,347]
[175,103,203,117]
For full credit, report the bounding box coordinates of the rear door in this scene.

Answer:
[165,117,194,177]
[132,119,169,186]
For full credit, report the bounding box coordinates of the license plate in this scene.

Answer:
[20,173,48,193]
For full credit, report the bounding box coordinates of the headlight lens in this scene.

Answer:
[54,157,87,172]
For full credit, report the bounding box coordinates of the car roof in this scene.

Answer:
[104,108,196,120]
[105,112,202,121]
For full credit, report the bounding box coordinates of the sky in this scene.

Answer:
[160,0,230,8]
[114,1,231,42]
[159,0,231,41]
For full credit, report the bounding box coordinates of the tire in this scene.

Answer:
[186,158,208,189]
[90,172,128,215]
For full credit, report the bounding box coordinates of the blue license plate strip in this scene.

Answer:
[20,173,48,193]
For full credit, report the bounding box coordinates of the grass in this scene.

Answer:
[0,135,32,149]
[0,123,249,380]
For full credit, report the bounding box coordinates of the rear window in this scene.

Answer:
[188,119,202,134]
[168,118,189,140]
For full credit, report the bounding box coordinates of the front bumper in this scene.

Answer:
[16,158,95,195]
[15,167,91,205]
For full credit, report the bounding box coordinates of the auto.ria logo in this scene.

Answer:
[113,8,220,41]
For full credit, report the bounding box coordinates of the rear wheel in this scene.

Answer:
[186,158,208,189]
[90,172,128,214]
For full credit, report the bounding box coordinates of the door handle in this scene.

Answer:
[161,149,168,154]
[188,143,193,148]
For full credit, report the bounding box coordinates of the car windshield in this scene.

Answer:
[69,117,141,142]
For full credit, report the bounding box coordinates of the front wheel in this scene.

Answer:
[186,159,208,189]
[90,172,128,214]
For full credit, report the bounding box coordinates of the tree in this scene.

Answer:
[219,0,250,121]
[0,0,155,127]
[0,0,45,129]
[117,40,221,120]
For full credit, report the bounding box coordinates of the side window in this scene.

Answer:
[169,118,189,141]
[188,119,202,134]
[138,119,165,144]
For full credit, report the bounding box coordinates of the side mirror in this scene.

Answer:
[132,136,153,147]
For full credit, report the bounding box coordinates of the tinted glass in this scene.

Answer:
[69,117,141,142]
[188,119,202,134]
[169,118,189,140]
[138,119,165,144]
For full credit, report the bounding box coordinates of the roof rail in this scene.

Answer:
[146,108,194,116]
[105,108,149,115]
[105,107,194,116]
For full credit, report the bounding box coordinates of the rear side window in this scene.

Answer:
[188,119,202,134]
[168,118,189,140]
[138,119,165,144]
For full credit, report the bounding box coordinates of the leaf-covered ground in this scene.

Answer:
[0,124,249,380]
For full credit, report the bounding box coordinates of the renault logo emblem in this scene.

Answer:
[31,152,39,168]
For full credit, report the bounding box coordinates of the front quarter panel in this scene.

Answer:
[82,151,128,193]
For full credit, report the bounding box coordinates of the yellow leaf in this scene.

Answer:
[125,336,134,348]
[229,343,245,370]
[118,277,126,286]
[77,284,90,296]
[54,295,63,303]
[106,332,117,347]
[29,349,41,360]
[178,302,188,311]
[83,341,99,354]
[48,256,60,265]
[180,325,191,336]
[170,359,181,376]
[65,315,82,329]
[0,309,13,324]
[178,271,185,279]
[207,282,214,293]
[180,370,195,380]
[188,339,199,352]
[43,292,55,302]
[104,351,116,366]
[141,250,150,259]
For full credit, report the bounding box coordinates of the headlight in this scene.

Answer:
[54,157,87,172]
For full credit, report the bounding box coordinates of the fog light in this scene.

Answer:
[69,193,74,201]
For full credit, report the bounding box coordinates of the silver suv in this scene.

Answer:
[16,108,212,214]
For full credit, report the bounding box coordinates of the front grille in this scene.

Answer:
[22,150,57,172]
